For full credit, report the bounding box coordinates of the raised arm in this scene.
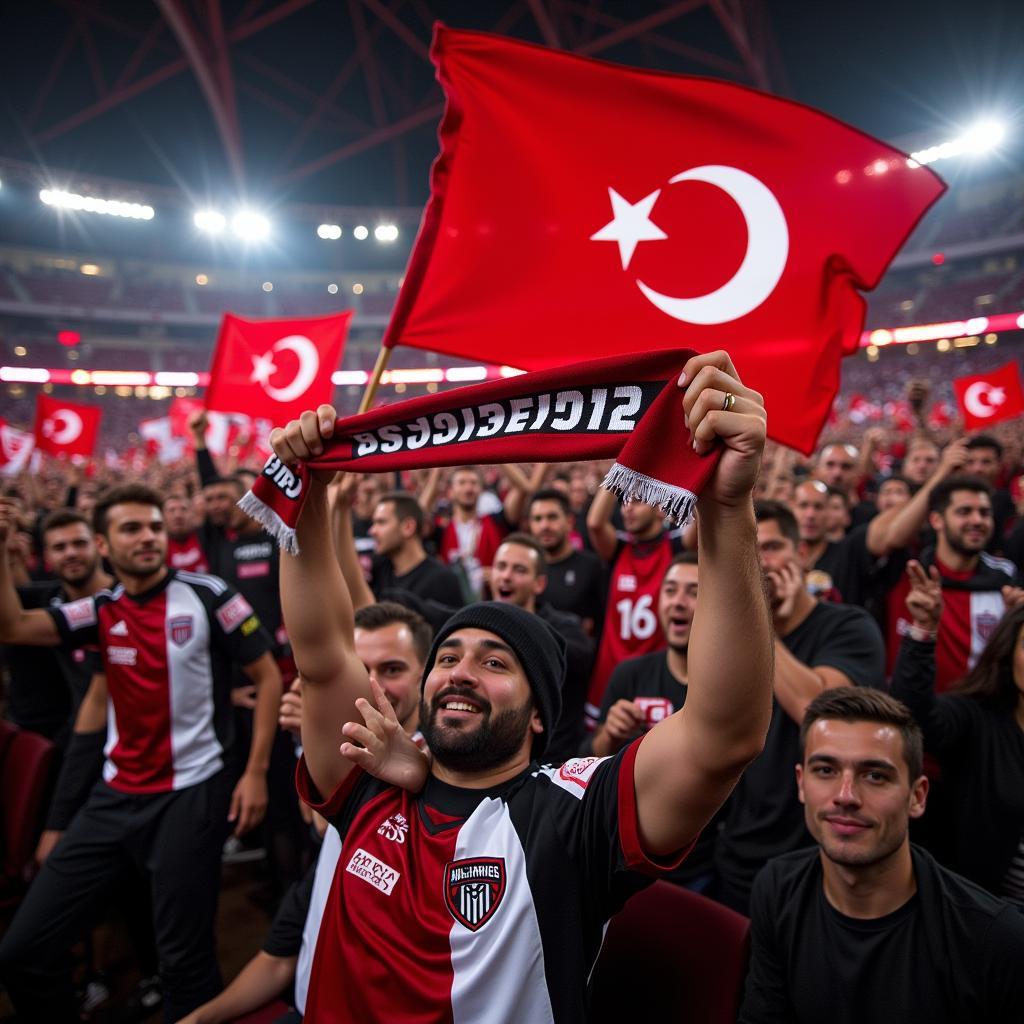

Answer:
[890,560,972,753]
[586,487,620,561]
[270,407,374,801]
[0,499,60,646]
[633,351,773,857]
[328,474,375,612]
[866,438,967,556]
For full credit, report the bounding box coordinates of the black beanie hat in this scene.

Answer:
[421,602,565,758]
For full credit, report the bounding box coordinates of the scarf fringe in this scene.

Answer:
[602,462,698,527]
[238,490,301,556]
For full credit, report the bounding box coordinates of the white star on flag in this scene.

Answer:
[989,387,1006,406]
[250,351,277,385]
[590,187,668,270]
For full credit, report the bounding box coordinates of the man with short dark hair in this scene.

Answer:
[965,433,1013,551]
[528,488,605,635]
[1,507,110,743]
[714,500,885,914]
[740,687,1024,1023]
[369,490,464,608]
[164,492,209,574]
[883,474,1020,689]
[490,532,594,762]
[0,484,281,1021]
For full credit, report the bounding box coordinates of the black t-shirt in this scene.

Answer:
[537,603,594,766]
[594,650,720,884]
[543,549,606,636]
[2,582,102,742]
[741,845,1024,1024]
[371,554,465,609]
[716,601,885,902]
[810,525,875,607]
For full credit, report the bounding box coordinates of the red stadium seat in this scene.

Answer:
[589,881,750,1024]
[0,721,56,909]
[229,999,292,1023]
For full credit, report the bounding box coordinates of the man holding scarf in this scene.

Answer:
[260,348,772,1023]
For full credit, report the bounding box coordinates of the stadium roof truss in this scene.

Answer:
[11,0,786,201]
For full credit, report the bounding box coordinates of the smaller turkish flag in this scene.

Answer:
[205,312,352,426]
[33,395,102,457]
[953,361,1024,431]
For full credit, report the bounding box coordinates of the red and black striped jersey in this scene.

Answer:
[49,569,272,794]
[297,737,689,1023]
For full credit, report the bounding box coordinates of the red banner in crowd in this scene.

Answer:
[953,361,1024,430]
[0,419,35,476]
[383,26,945,453]
[33,395,101,457]
[205,312,352,427]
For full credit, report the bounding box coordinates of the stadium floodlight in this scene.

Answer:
[194,209,226,234]
[374,224,399,242]
[317,223,342,239]
[353,224,369,240]
[40,188,154,220]
[909,119,1008,166]
[231,209,270,241]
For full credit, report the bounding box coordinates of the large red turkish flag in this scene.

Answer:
[33,395,101,457]
[953,361,1024,430]
[384,27,945,452]
[205,312,352,426]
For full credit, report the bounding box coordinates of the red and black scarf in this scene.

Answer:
[241,349,719,554]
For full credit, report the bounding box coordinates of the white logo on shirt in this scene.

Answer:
[60,597,97,629]
[377,813,409,844]
[216,593,254,633]
[109,620,129,636]
[617,574,637,593]
[346,848,401,895]
[106,646,138,666]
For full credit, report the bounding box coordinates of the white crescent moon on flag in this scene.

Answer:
[45,409,83,444]
[636,165,789,325]
[262,335,320,403]
[963,381,1003,419]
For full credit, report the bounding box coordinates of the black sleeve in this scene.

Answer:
[890,636,973,755]
[262,861,317,958]
[207,585,274,666]
[195,446,221,487]
[45,728,105,830]
[553,738,692,920]
[808,608,885,688]
[738,865,796,1023]
[47,595,101,648]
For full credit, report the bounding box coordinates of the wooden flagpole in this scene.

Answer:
[358,345,393,414]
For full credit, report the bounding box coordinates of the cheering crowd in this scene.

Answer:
[1,357,1023,1023]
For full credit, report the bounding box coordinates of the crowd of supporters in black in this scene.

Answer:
[0,380,1022,1022]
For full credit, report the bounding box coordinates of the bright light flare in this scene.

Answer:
[374,224,399,242]
[910,119,1008,165]
[194,209,226,234]
[317,223,342,239]
[40,189,154,220]
[231,209,270,241]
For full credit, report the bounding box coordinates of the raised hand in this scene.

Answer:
[678,350,767,509]
[339,678,429,792]
[269,404,339,484]
[905,560,942,632]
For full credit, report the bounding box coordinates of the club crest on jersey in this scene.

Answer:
[976,611,999,642]
[444,857,506,932]
[168,615,194,647]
